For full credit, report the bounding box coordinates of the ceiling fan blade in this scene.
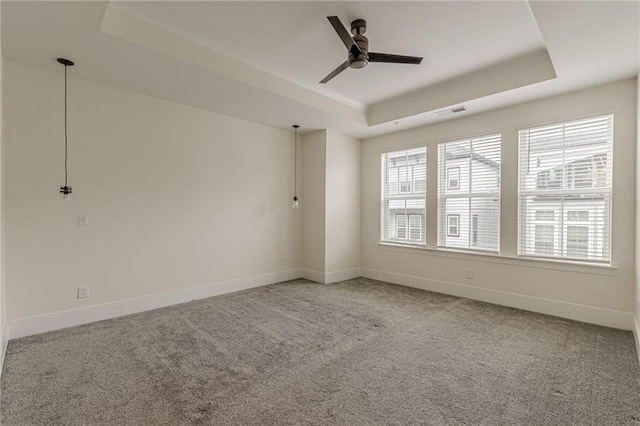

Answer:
[320,60,350,84]
[327,16,362,56]
[368,52,423,65]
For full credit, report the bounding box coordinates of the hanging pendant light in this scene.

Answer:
[292,125,299,209]
[57,57,74,202]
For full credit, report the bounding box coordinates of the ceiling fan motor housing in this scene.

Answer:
[350,39,369,69]
[350,19,367,35]
[349,19,369,69]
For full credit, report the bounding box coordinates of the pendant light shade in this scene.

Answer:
[58,57,74,202]
[292,125,300,209]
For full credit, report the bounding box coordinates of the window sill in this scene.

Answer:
[377,242,617,276]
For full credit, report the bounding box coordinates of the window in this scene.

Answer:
[438,134,501,252]
[381,147,427,245]
[447,167,460,190]
[567,211,589,221]
[566,226,589,258]
[447,214,460,237]
[396,215,407,240]
[535,210,554,221]
[395,214,423,242]
[409,215,422,240]
[518,115,612,262]
[535,225,555,255]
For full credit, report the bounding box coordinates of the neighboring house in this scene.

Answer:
[382,142,501,251]
[439,143,500,251]
[383,148,427,244]
[526,152,609,259]
[383,134,609,261]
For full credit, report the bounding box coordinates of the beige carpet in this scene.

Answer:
[2,278,640,425]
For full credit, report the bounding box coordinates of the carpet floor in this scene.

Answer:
[1,278,640,425]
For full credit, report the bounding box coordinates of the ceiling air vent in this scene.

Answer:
[436,106,466,116]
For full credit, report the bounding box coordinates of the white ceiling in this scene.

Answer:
[128,1,547,106]
[2,1,639,139]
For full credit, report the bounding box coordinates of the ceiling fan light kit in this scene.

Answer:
[321,16,423,84]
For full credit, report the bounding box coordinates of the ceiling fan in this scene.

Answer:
[320,16,423,84]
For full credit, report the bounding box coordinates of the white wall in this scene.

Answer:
[0,4,6,372]
[635,72,640,353]
[362,79,637,329]
[325,129,361,280]
[4,61,302,333]
[301,129,361,283]
[301,130,326,278]
[3,60,637,342]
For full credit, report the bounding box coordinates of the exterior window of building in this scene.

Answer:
[518,115,612,263]
[438,134,501,252]
[566,226,589,258]
[447,214,460,237]
[409,215,422,240]
[535,225,555,255]
[395,214,423,242]
[447,167,460,190]
[381,147,427,246]
[567,211,589,221]
[535,210,554,221]
[396,215,407,240]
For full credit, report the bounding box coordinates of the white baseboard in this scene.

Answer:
[301,267,361,284]
[301,268,326,284]
[361,267,634,330]
[325,268,361,284]
[9,268,302,340]
[0,322,8,377]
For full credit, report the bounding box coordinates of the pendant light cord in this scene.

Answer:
[64,64,69,187]
[294,126,297,197]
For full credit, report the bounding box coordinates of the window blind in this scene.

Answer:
[517,114,613,263]
[381,147,427,246]
[437,134,501,252]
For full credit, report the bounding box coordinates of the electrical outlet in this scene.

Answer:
[77,286,89,299]
[465,270,474,279]
[77,214,89,226]
[281,257,287,266]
